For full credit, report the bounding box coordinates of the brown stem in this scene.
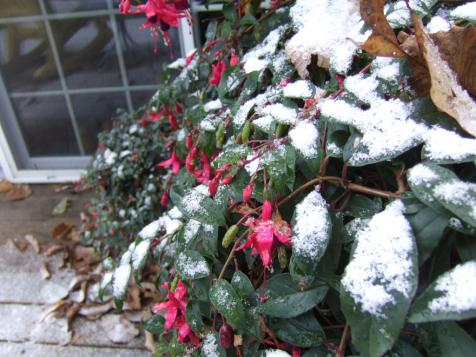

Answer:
[218,230,249,280]
[336,322,349,357]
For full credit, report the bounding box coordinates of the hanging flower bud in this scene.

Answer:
[186,147,199,173]
[209,176,220,197]
[160,191,169,207]
[220,175,234,185]
[222,225,239,248]
[185,133,193,149]
[219,323,234,349]
[241,121,252,143]
[216,122,225,148]
[261,200,273,221]
[243,180,254,202]
[230,49,239,67]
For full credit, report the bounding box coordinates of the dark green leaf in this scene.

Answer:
[269,312,326,347]
[177,188,225,225]
[144,314,165,334]
[175,250,210,280]
[231,271,257,306]
[346,194,382,219]
[417,322,476,357]
[209,280,246,329]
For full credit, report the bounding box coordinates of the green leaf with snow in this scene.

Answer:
[131,239,151,271]
[209,280,246,329]
[112,263,131,310]
[212,144,251,169]
[409,261,476,323]
[231,271,257,306]
[290,191,331,284]
[175,250,210,280]
[201,333,226,357]
[269,312,326,348]
[262,144,296,193]
[177,188,225,226]
[340,201,418,357]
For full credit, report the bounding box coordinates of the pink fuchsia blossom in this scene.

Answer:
[236,200,292,269]
[152,281,200,346]
[209,59,226,86]
[157,149,182,175]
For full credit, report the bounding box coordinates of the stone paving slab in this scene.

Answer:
[0,342,150,357]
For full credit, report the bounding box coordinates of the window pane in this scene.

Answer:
[0,0,41,17]
[71,92,127,154]
[11,95,80,156]
[131,89,156,110]
[50,17,122,89]
[47,0,108,13]
[0,21,62,92]
[120,16,181,86]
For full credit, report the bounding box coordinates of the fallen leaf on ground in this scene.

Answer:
[413,16,476,136]
[9,238,28,252]
[79,301,114,320]
[41,261,51,280]
[145,331,155,352]
[6,184,32,201]
[0,179,12,193]
[52,223,74,240]
[40,300,68,322]
[100,314,140,344]
[124,285,142,311]
[360,0,405,57]
[72,246,100,274]
[52,197,70,215]
[52,184,73,193]
[25,234,40,254]
[44,243,64,257]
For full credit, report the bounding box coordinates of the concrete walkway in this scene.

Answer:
[0,185,150,356]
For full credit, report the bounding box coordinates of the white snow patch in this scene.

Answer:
[286,0,370,75]
[253,115,275,132]
[386,1,412,29]
[450,2,476,22]
[201,333,220,357]
[426,16,451,33]
[113,264,131,299]
[434,180,476,220]
[283,80,314,98]
[423,127,476,162]
[176,252,210,278]
[183,220,201,244]
[168,57,186,69]
[373,57,401,82]
[103,149,117,166]
[341,200,416,317]
[289,121,319,158]
[292,191,331,259]
[132,240,151,270]
[244,153,260,176]
[409,0,436,15]
[407,164,438,186]
[261,103,298,125]
[265,350,292,357]
[429,261,476,314]
[204,99,223,112]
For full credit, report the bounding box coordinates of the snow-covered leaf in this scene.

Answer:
[201,332,226,357]
[131,239,151,271]
[341,200,418,357]
[112,263,132,309]
[209,280,246,329]
[409,260,476,323]
[177,188,225,225]
[175,250,210,280]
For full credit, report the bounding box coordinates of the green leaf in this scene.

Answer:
[346,194,382,219]
[417,321,476,357]
[231,271,257,306]
[177,188,225,225]
[201,333,226,357]
[144,314,165,334]
[259,273,328,318]
[269,312,326,347]
[212,144,251,169]
[52,197,70,215]
[262,144,296,194]
[186,300,209,334]
[209,280,246,329]
[175,250,210,280]
[408,261,476,323]
[406,204,449,265]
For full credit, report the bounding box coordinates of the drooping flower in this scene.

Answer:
[152,281,200,346]
[243,179,254,202]
[209,59,226,86]
[230,49,239,67]
[236,200,292,269]
[157,149,182,175]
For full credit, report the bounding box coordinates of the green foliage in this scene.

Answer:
[83,1,476,356]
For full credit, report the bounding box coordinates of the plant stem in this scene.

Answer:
[336,322,349,357]
[279,175,400,207]
[218,229,249,280]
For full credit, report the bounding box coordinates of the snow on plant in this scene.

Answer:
[83,0,476,356]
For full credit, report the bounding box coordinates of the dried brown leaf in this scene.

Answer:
[25,234,41,254]
[413,16,476,136]
[0,179,12,193]
[145,331,156,352]
[360,0,405,57]
[52,223,74,240]
[124,285,142,311]
[79,301,114,320]
[41,261,51,280]
[6,184,32,201]
[44,243,65,257]
[9,238,28,252]
[72,246,100,274]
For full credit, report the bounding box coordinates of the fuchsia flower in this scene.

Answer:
[230,49,239,67]
[236,200,292,269]
[157,149,182,175]
[243,180,254,202]
[160,191,169,207]
[209,59,226,86]
[152,281,200,346]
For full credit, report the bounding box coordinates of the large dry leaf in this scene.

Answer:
[0,179,12,193]
[72,246,100,274]
[6,184,32,201]
[52,223,74,240]
[413,16,476,136]
[360,0,405,57]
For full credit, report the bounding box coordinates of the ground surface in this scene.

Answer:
[0,184,150,356]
